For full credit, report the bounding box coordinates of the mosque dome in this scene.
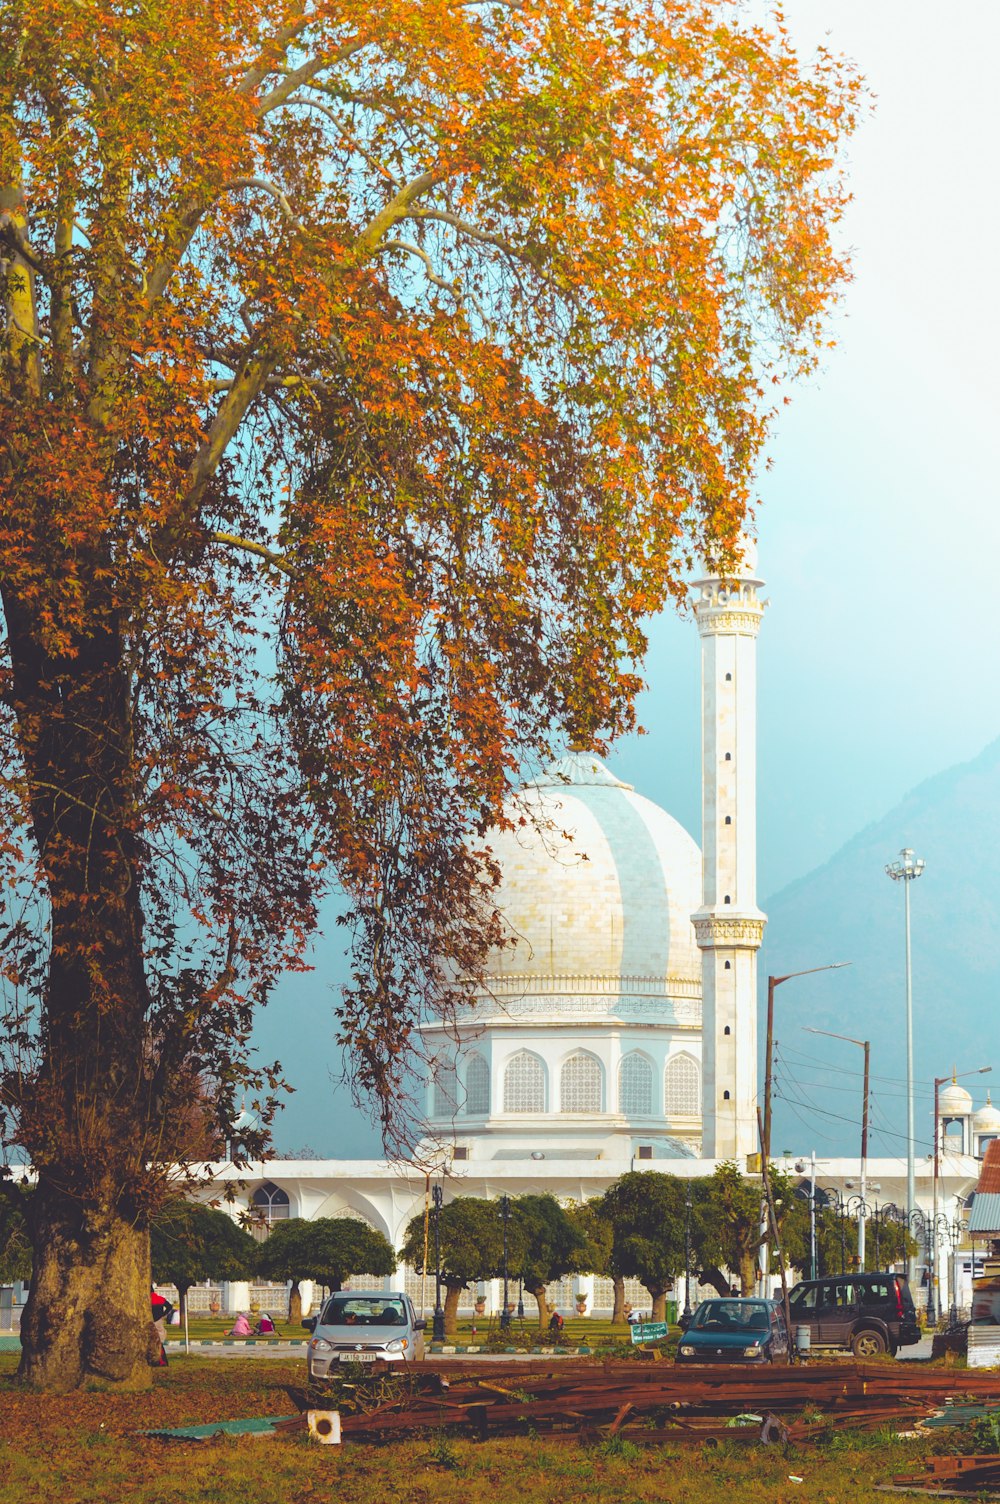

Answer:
[939,1080,973,1117]
[973,1094,1000,1134]
[482,749,701,989]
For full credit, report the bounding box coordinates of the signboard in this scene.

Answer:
[630,1320,669,1344]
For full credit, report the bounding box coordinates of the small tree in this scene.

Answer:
[566,1199,617,1319]
[512,1194,589,1332]
[399,1196,517,1337]
[150,1201,255,1323]
[689,1163,765,1297]
[0,1195,31,1284]
[254,1217,394,1323]
[601,1172,685,1322]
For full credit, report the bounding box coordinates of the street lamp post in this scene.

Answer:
[432,1184,445,1342]
[805,1027,869,1270]
[683,1190,693,1322]
[885,847,925,1283]
[499,1195,511,1332]
[929,1067,991,1325]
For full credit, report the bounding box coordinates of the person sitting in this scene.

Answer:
[226,1312,253,1336]
[548,1310,565,1340]
[255,1312,276,1335]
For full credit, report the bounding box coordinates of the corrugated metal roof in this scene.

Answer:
[977,1140,1000,1194]
[968,1193,1000,1234]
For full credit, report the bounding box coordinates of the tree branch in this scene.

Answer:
[354,171,445,261]
[209,533,292,575]
[377,239,460,297]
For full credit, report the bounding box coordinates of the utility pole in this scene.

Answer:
[805,1027,869,1268]
[763,963,852,1162]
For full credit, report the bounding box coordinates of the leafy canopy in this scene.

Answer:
[399,1195,521,1288]
[0,0,860,1180]
[253,1216,395,1289]
[150,1200,256,1289]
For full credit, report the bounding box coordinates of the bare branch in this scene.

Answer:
[272,96,401,187]
[377,239,460,298]
[225,177,302,229]
[256,40,368,118]
[209,532,293,575]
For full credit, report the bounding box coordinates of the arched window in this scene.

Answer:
[503,1051,545,1112]
[432,1058,459,1118]
[465,1053,490,1116]
[619,1053,653,1116]
[664,1055,700,1117]
[561,1051,603,1113]
[251,1182,290,1241]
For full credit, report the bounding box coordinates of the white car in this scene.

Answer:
[303,1291,426,1377]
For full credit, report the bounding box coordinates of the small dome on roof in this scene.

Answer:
[939,1080,973,1116]
[974,1093,1000,1133]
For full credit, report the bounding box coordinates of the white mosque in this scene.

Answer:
[186,550,995,1319]
[419,549,766,1166]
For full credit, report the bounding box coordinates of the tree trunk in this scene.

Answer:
[177,1282,192,1326]
[18,1186,154,1392]
[4,597,160,1391]
[699,1266,732,1299]
[611,1275,625,1324]
[739,1249,757,1296]
[443,1281,464,1337]
[528,1283,550,1332]
[646,1287,668,1323]
[288,1281,302,1324]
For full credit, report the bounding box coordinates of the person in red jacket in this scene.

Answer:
[150,1287,172,1367]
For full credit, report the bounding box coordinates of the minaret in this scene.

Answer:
[692,542,767,1160]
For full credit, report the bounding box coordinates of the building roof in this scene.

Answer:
[976,1139,1000,1194]
[484,749,702,986]
[969,1193,1000,1235]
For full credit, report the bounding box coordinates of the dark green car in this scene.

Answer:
[675,1298,790,1364]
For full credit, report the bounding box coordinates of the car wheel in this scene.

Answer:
[851,1328,887,1358]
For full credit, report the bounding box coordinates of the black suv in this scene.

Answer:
[786,1273,921,1358]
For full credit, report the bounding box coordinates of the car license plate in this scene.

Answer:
[339,1352,377,1363]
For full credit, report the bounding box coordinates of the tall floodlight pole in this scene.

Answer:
[885,848,925,1285]
[805,1027,869,1269]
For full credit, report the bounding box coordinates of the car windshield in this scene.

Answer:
[322,1298,407,1326]
[691,1300,770,1332]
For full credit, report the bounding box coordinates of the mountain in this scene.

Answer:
[761,735,1000,1162]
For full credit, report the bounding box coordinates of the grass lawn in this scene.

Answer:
[172,1314,652,1345]
[0,1350,945,1504]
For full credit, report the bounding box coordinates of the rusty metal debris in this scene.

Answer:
[295,1360,1000,1446]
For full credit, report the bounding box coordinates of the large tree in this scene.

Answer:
[0,0,858,1389]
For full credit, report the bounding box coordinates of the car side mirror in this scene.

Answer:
[302,1317,316,1332]
[414,1319,426,1331]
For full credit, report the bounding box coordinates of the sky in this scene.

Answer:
[253,1,1000,1157]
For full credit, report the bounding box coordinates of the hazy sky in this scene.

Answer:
[254,2,1000,1155]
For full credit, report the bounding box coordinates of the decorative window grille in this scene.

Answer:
[433,1058,459,1118]
[250,1182,290,1240]
[465,1054,490,1115]
[664,1054,700,1117]
[561,1051,602,1113]
[619,1053,654,1116]
[503,1051,545,1112]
